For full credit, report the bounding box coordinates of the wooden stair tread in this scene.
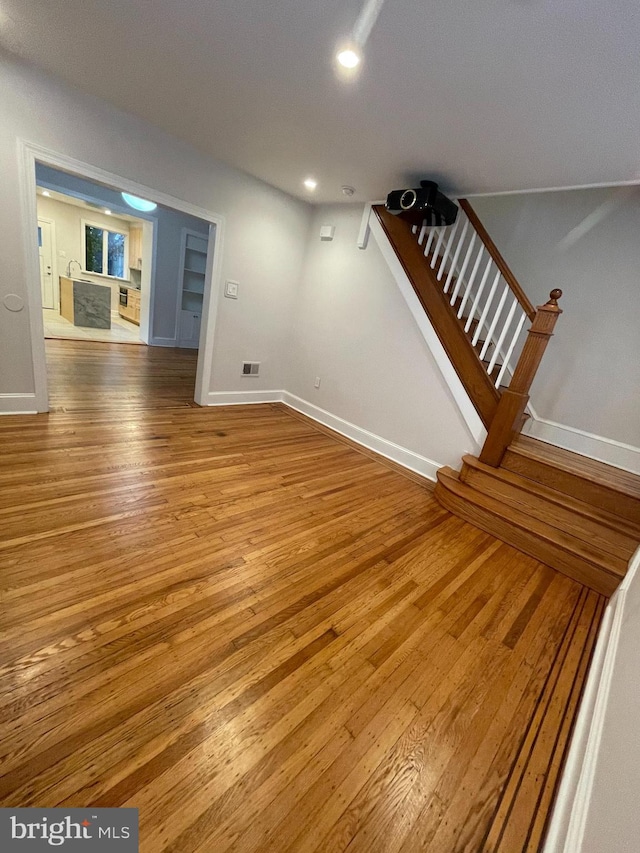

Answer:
[460,455,640,560]
[439,468,626,576]
[510,436,640,500]
[435,468,623,596]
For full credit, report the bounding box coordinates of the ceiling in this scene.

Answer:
[37,186,145,223]
[3,0,640,203]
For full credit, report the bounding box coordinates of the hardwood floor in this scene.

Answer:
[46,338,199,412]
[0,342,605,851]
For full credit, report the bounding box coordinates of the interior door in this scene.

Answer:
[38,219,55,309]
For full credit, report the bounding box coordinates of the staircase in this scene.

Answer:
[373,201,640,596]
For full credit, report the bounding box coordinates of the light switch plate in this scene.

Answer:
[224,280,239,299]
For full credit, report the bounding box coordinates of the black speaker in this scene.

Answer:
[385,180,458,227]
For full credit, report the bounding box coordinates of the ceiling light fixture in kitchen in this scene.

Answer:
[121,193,157,212]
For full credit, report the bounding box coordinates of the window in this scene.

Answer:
[82,221,128,279]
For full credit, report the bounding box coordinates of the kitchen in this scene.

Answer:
[36,163,212,351]
[38,187,149,344]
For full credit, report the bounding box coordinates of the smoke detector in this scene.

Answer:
[341,186,356,197]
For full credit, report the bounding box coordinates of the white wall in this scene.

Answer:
[285,205,477,473]
[543,547,640,853]
[36,195,132,310]
[0,51,498,477]
[0,50,311,401]
[472,190,640,451]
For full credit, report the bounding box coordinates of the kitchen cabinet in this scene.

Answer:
[129,224,143,271]
[179,310,201,349]
[119,286,140,326]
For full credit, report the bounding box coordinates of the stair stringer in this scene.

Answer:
[369,210,486,450]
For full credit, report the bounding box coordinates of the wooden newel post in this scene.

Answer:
[479,290,563,467]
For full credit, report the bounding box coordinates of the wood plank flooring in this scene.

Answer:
[46,338,199,412]
[0,341,605,851]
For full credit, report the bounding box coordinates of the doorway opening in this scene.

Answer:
[21,142,223,412]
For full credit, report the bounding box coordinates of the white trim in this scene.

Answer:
[368,211,485,449]
[36,215,58,309]
[0,393,39,415]
[202,390,444,481]
[149,336,177,348]
[18,140,225,411]
[282,392,443,482]
[543,548,640,853]
[460,177,640,201]
[523,411,640,475]
[204,390,284,406]
[357,202,372,249]
[19,141,49,412]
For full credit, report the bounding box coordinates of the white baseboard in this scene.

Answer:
[149,337,177,348]
[524,413,640,475]
[544,548,639,853]
[282,392,442,482]
[204,390,284,406]
[0,393,39,415]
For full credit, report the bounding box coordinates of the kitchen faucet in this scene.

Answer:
[67,259,82,278]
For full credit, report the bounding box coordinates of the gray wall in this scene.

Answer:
[285,205,476,469]
[0,49,311,402]
[473,189,640,448]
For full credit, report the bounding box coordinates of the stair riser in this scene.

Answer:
[435,476,619,596]
[460,464,639,561]
[502,450,640,525]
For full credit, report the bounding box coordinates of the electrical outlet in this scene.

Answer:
[314,376,321,388]
[224,280,239,299]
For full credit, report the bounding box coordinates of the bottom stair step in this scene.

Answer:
[434,467,624,596]
[460,455,640,561]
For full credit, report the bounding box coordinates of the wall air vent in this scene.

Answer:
[242,362,260,376]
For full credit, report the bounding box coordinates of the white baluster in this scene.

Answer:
[411,225,418,234]
[436,217,461,282]
[430,227,447,269]
[465,257,493,333]
[458,243,485,319]
[423,226,438,257]
[495,312,527,388]
[479,282,509,361]
[443,219,469,291]
[449,233,477,304]
[488,296,518,373]
[472,269,501,346]
[417,219,429,246]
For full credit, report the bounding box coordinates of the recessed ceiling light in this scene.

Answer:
[42,190,50,197]
[304,178,318,191]
[337,48,361,69]
[104,209,112,215]
[121,192,157,212]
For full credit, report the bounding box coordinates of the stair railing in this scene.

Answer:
[373,200,563,452]
[479,288,563,466]
[409,198,537,391]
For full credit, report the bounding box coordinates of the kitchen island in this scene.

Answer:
[59,276,111,329]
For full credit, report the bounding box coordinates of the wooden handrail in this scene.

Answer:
[479,290,563,467]
[458,199,536,322]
